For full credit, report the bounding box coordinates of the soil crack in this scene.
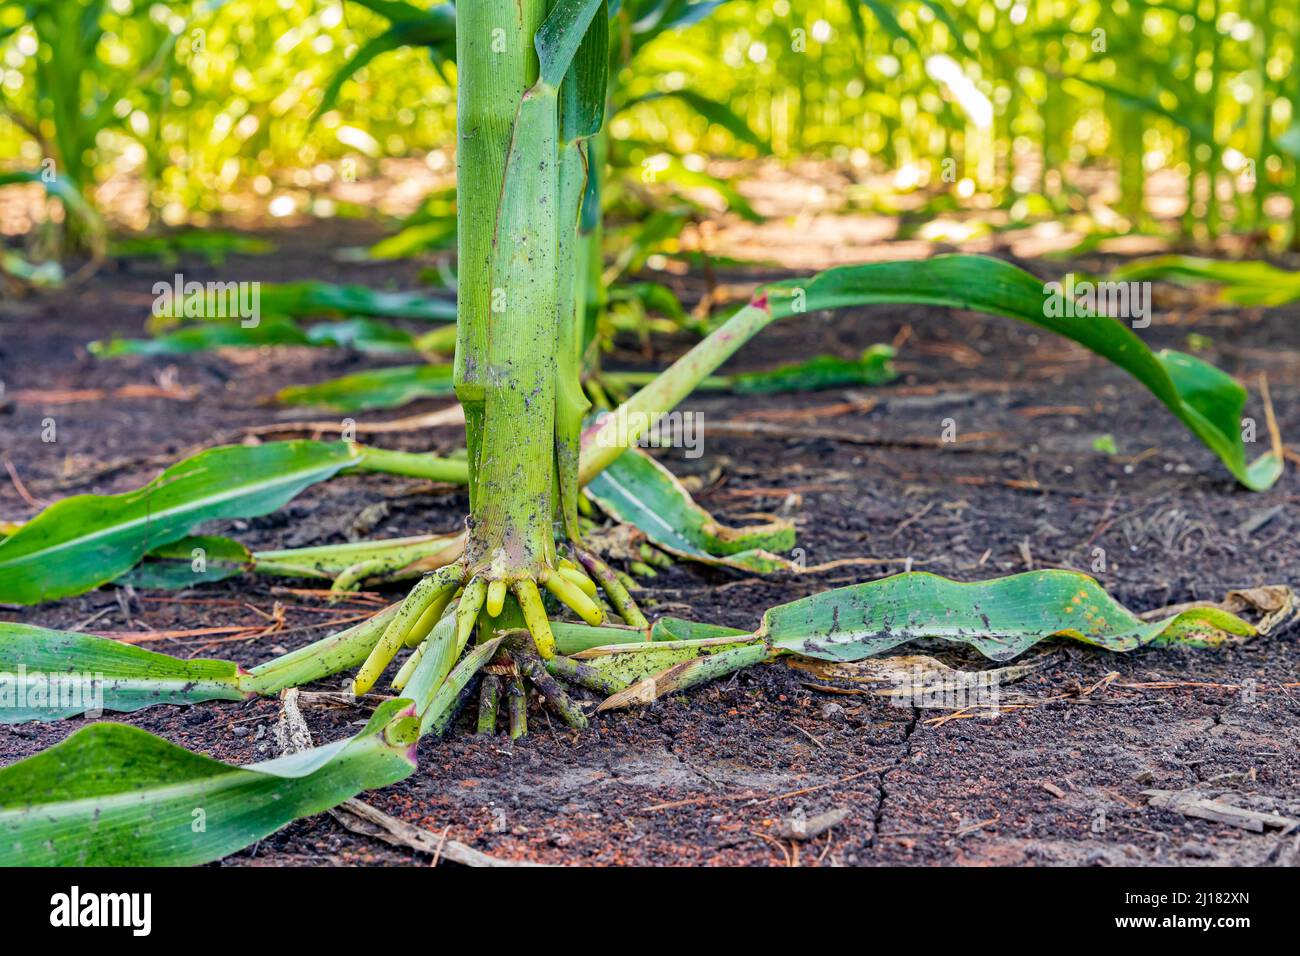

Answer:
[869,705,921,850]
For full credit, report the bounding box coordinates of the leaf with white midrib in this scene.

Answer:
[0,441,363,604]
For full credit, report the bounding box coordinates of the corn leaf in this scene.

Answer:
[0,623,249,722]
[0,698,418,865]
[92,318,421,357]
[118,535,253,589]
[618,89,769,152]
[586,448,796,571]
[0,441,364,604]
[762,256,1283,490]
[759,570,1257,662]
[730,345,896,393]
[110,230,274,264]
[1109,256,1300,307]
[314,11,456,120]
[595,571,1261,709]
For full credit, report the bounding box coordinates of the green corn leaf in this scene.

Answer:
[1109,256,1300,308]
[119,535,254,589]
[852,0,920,50]
[365,218,458,260]
[0,623,249,722]
[586,448,796,571]
[0,441,363,605]
[92,318,311,356]
[226,280,455,320]
[147,281,455,329]
[618,89,770,152]
[560,0,608,143]
[759,570,1257,663]
[761,256,1283,491]
[91,318,422,358]
[314,13,456,120]
[609,281,688,321]
[345,0,444,26]
[535,0,606,89]
[729,345,896,393]
[110,230,275,265]
[627,0,731,54]
[604,344,897,394]
[594,572,1264,709]
[0,698,418,865]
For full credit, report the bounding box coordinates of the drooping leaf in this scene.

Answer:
[851,0,921,51]
[0,623,249,722]
[586,448,796,571]
[0,441,364,604]
[0,699,418,865]
[760,256,1283,490]
[314,12,456,119]
[275,363,455,411]
[627,0,731,55]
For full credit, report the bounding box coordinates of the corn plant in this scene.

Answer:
[0,0,1290,865]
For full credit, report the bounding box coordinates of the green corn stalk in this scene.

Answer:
[459,0,606,577]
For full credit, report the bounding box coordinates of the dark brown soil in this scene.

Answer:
[1,220,1297,866]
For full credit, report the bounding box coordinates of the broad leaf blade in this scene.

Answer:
[760,570,1256,663]
[0,623,248,722]
[275,363,455,411]
[763,256,1283,490]
[0,699,417,865]
[0,441,363,604]
[119,535,253,589]
[1110,256,1300,307]
[586,448,796,571]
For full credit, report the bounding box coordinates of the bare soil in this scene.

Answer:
[1,220,1297,866]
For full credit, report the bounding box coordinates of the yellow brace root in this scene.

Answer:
[542,570,606,626]
[513,578,557,658]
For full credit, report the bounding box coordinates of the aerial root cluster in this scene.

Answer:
[347,547,648,737]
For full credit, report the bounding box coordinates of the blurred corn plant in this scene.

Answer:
[0,0,188,261]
